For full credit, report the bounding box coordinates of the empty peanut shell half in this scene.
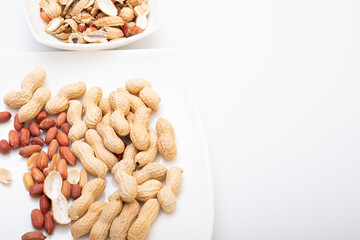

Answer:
[67,168,80,184]
[0,168,11,185]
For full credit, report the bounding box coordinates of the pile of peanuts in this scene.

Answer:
[40,0,149,44]
[0,68,182,240]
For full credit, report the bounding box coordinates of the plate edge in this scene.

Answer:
[167,49,215,239]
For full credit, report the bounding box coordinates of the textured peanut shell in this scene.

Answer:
[45,17,64,33]
[111,144,137,179]
[71,201,107,239]
[112,157,135,181]
[123,143,138,159]
[126,111,135,130]
[112,158,138,202]
[99,97,111,115]
[104,27,124,40]
[99,98,112,126]
[157,185,176,213]
[70,0,90,16]
[110,110,130,136]
[43,171,71,224]
[118,88,146,112]
[130,106,151,150]
[83,87,103,129]
[18,87,51,123]
[85,129,118,169]
[3,68,46,108]
[119,7,134,22]
[93,16,125,27]
[125,78,151,95]
[136,180,162,202]
[71,140,108,178]
[127,199,160,240]
[84,31,108,43]
[110,200,140,240]
[69,178,106,220]
[156,118,177,160]
[109,90,130,136]
[109,90,130,114]
[65,18,78,32]
[90,5,99,16]
[157,167,183,212]
[166,167,183,195]
[128,0,142,7]
[111,164,124,182]
[45,81,86,114]
[62,0,74,17]
[89,190,123,240]
[67,100,83,126]
[53,24,69,34]
[40,0,62,19]
[139,87,160,112]
[133,162,168,185]
[117,170,138,202]
[96,121,124,154]
[135,130,158,167]
[59,33,71,41]
[96,98,112,127]
[67,100,88,141]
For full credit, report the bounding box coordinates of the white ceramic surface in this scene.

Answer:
[0,49,213,239]
[23,0,162,51]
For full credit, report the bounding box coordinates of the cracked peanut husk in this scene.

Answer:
[0,168,11,185]
[93,16,125,27]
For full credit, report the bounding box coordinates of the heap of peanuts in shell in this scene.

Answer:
[0,68,182,240]
[40,0,149,44]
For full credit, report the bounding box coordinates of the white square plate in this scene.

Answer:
[23,0,162,51]
[0,49,213,239]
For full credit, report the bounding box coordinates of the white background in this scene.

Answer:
[1,0,360,239]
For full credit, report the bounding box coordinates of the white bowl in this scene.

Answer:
[23,0,162,51]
